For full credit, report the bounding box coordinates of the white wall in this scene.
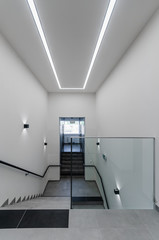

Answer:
[96,10,159,206]
[85,138,154,209]
[0,33,49,206]
[97,138,154,209]
[47,93,96,169]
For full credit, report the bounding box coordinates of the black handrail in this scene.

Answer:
[84,164,109,209]
[70,138,73,209]
[0,160,60,178]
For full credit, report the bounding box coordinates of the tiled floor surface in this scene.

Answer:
[0,209,69,229]
[43,177,101,197]
[1,179,159,239]
[0,209,159,239]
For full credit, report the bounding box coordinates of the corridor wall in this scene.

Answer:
[0,34,48,205]
[96,10,159,206]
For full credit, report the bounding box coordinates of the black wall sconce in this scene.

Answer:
[44,142,48,146]
[114,188,120,195]
[24,124,29,129]
[102,154,107,161]
[96,142,100,146]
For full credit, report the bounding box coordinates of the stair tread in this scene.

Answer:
[72,196,103,205]
[61,152,84,176]
[61,161,84,164]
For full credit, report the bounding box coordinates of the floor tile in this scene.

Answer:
[96,210,143,228]
[0,210,25,229]
[135,210,159,226]
[69,209,98,228]
[0,228,102,240]
[100,227,153,240]
[145,224,159,240]
[0,229,52,240]
[43,179,70,197]
[72,178,101,197]
[18,209,69,228]
[43,177,102,198]
[53,228,102,240]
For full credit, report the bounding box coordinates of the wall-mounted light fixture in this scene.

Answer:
[24,124,29,129]
[114,188,120,195]
[102,154,107,161]
[44,142,48,146]
[96,142,100,146]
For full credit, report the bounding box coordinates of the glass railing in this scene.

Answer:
[71,137,155,209]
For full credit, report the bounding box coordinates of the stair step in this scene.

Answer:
[1,199,9,207]
[61,153,83,155]
[61,173,84,176]
[72,205,104,209]
[61,160,84,164]
[61,155,83,159]
[61,151,84,177]
[61,164,84,167]
[61,168,84,172]
[61,166,84,170]
[61,169,84,176]
[72,197,103,205]
[61,157,84,160]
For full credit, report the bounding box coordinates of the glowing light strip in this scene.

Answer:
[60,88,84,90]
[83,0,117,89]
[26,0,117,90]
[26,0,61,89]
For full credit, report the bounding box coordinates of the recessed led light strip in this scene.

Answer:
[83,0,117,89]
[26,0,61,89]
[26,0,117,90]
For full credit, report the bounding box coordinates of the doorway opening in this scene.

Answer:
[60,117,85,153]
[59,117,85,176]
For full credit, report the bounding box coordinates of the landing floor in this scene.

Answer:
[43,177,101,197]
[1,209,159,239]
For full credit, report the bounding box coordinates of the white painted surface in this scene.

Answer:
[84,137,154,209]
[0,1,158,92]
[96,10,159,205]
[97,138,154,209]
[47,93,96,167]
[0,34,48,206]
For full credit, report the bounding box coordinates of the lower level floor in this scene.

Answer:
[0,176,159,239]
[1,195,159,240]
[0,207,159,240]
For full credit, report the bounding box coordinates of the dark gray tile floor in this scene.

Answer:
[1,209,159,239]
[0,210,25,229]
[0,209,69,229]
[18,210,69,228]
[43,177,101,197]
[43,178,70,197]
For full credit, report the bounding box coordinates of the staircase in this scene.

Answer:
[72,196,104,209]
[61,152,84,176]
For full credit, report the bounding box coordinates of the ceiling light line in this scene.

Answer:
[26,0,117,90]
[60,88,84,90]
[26,0,61,89]
[83,0,117,89]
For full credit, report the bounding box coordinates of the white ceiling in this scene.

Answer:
[0,0,159,92]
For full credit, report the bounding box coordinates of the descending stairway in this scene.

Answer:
[61,152,84,176]
[2,196,70,210]
[0,197,69,228]
[1,179,105,211]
